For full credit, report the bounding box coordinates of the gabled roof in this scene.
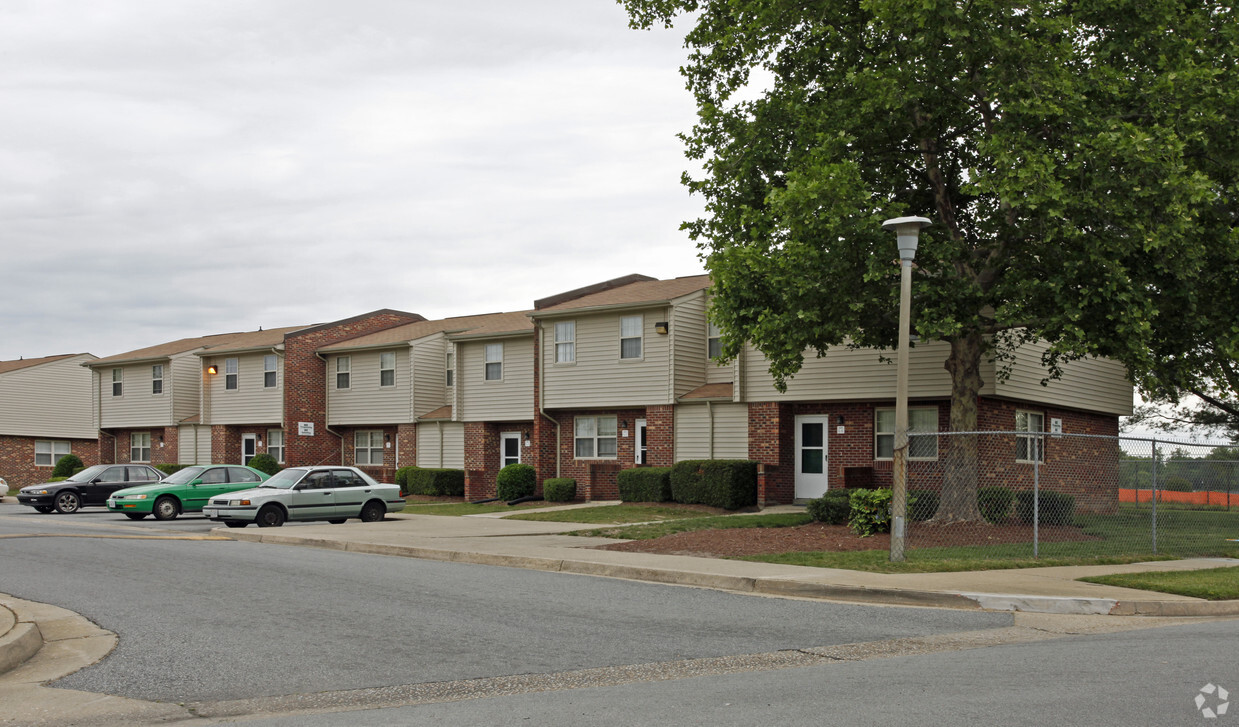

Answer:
[531,274,711,315]
[0,354,91,376]
[418,405,453,421]
[444,311,535,341]
[88,333,242,366]
[194,325,313,356]
[680,383,734,401]
[319,311,534,352]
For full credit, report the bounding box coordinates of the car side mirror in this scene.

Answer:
[190,479,203,486]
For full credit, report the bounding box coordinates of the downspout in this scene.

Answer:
[93,367,115,464]
[707,400,714,460]
[314,351,344,465]
[535,321,561,478]
[437,421,444,466]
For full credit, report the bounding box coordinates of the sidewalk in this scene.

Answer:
[222,506,1239,617]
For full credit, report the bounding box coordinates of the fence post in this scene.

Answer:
[1151,439,1159,555]
[1033,434,1040,558]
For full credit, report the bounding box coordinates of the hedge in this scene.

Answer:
[668,459,758,510]
[155,464,193,475]
[806,489,851,525]
[849,488,893,537]
[496,463,537,501]
[618,467,672,503]
[246,453,281,476]
[52,454,84,478]
[1015,490,1076,526]
[977,486,1015,524]
[543,478,577,502]
[402,467,465,497]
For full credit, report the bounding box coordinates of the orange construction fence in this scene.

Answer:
[1119,488,1239,507]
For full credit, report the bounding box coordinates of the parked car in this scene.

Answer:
[202,466,404,528]
[106,464,271,521]
[16,464,164,514]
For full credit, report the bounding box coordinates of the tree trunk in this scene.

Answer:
[931,331,985,523]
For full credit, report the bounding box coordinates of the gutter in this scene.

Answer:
[313,351,344,462]
[535,321,561,478]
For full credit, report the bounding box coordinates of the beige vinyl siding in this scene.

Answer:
[741,340,979,402]
[170,353,202,423]
[328,349,413,426]
[416,422,464,468]
[994,341,1133,416]
[457,337,534,422]
[202,352,283,425]
[542,310,672,409]
[412,336,449,418]
[671,293,708,397]
[99,362,175,429]
[177,424,212,464]
[0,354,97,439]
[674,403,749,460]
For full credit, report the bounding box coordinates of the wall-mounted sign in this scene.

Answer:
[1050,418,1063,436]
[298,422,315,436]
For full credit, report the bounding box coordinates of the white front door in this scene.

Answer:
[635,419,648,464]
[500,432,521,468]
[794,415,829,499]
[241,434,257,466]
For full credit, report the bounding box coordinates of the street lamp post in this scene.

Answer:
[882,216,931,562]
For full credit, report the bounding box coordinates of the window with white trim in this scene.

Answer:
[574,416,618,459]
[34,441,71,467]
[111,369,123,397]
[130,432,151,463]
[484,343,503,381]
[355,430,384,465]
[380,351,396,387]
[555,321,575,363]
[267,429,285,463]
[620,315,643,359]
[151,365,163,394]
[1016,410,1046,462]
[224,358,239,391]
[875,407,939,460]
[263,355,278,388]
[336,356,350,389]
[446,352,454,387]
[707,321,722,360]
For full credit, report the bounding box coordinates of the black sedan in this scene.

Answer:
[17,464,164,514]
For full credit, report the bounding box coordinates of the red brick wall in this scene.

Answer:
[538,409,648,501]
[397,422,417,471]
[0,435,98,489]
[463,421,533,500]
[335,425,399,483]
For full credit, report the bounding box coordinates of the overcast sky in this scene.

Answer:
[0,0,704,361]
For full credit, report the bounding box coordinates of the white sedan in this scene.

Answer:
[203,466,404,528]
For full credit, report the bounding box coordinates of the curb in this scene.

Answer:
[0,604,44,676]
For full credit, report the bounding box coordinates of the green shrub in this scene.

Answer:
[155,464,193,475]
[52,454,84,478]
[669,460,758,510]
[405,468,465,497]
[849,488,893,537]
[977,486,1015,524]
[618,467,673,502]
[1015,490,1076,526]
[543,478,577,502]
[908,489,939,521]
[1162,475,1193,492]
[247,453,281,476]
[806,489,851,525]
[496,463,537,500]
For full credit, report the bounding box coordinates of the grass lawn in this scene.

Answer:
[1079,566,1239,600]
[400,501,552,517]
[573,511,814,539]
[507,504,717,525]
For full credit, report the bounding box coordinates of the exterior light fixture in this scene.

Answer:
[207,365,218,375]
[655,322,670,334]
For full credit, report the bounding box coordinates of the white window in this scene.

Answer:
[484,343,503,381]
[263,355,278,388]
[875,407,939,460]
[130,432,151,463]
[224,358,239,391]
[446,352,455,387]
[555,321,575,363]
[707,321,722,360]
[34,441,71,467]
[267,429,285,463]
[355,430,384,465]
[336,356,350,389]
[380,351,396,387]
[111,369,123,397]
[620,315,643,359]
[1016,410,1046,462]
[574,416,618,459]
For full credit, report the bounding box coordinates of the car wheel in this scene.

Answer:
[256,505,285,528]
[328,519,347,524]
[153,496,180,521]
[34,506,54,514]
[223,521,248,529]
[124,513,148,520]
[359,501,385,523]
[54,491,81,514]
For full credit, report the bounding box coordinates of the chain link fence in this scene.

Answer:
[903,432,1239,561]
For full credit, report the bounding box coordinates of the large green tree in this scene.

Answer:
[622,0,1239,521]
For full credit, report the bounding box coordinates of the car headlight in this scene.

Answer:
[24,489,50,495]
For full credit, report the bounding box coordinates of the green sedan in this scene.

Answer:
[106,465,270,521]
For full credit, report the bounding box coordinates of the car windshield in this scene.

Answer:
[65,465,110,482]
[160,467,206,485]
[259,468,307,489]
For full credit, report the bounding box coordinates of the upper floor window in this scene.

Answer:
[151,365,164,395]
[111,369,123,397]
[380,351,396,387]
[620,315,643,359]
[355,430,384,465]
[336,356,351,389]
[1016,410,1046,462]
[224,358,239,391]
[574,416,617,459]
[34,440,71,467]
[130,432,151,463]
[267,429,285,464]
[446,352,455,387]
[555,321,575,363]
[707,321,722,360]
[875,407,939,460]
[484,343,503,381]
[263,355,278,388]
